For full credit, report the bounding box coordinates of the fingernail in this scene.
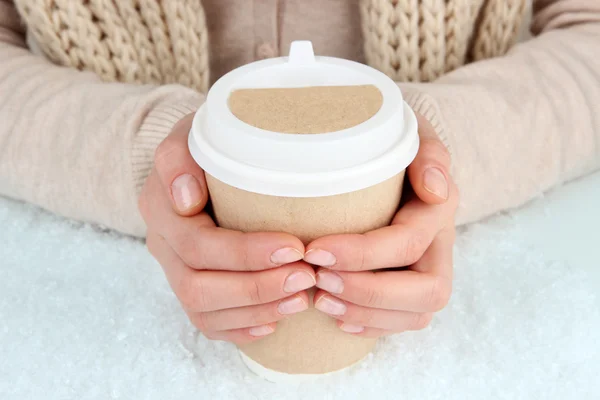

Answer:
[278,296,308,315]
[283,271,316,293]
[271,248,304,266]
[314,295,346,316]
[423,167,448,200]
[304,249,337,267]
[249,324,274,337]
[316,271,344,294]
[171,174,203,212]
[340,323,364,333]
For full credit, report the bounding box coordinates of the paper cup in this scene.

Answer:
[188,41,419,381]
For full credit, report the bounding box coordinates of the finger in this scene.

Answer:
[305,182,457,271]
[145,175,304,271]
[314,269,450,313]
[153,113,208,216]
[335,321,392,338]
[170,215,305,271]
[412,226,455,277]
[314,291,434,331]
[317,229,454,311]
[202,323,278,345]
[147,233,315,311]
[408,112,452,205]
[313,229,454,312]
[188,292,309,332]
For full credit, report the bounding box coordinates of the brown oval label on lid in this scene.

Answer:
[228,85,383,134]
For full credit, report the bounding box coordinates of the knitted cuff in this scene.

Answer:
[131,99,204,196]
[398,85,453,157]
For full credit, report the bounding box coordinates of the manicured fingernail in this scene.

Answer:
[423,167,448,200]
[249,324,274,337]
[314,295,346,316]
[171,174,203,212]
[304,249,337,267]
[271,248,304,266]
[340,323,364,333]
[283,271,316,293]
[278,296,308,315]
[316,271,344,294]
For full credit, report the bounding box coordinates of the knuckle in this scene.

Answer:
[365,285,384,308]
[423,275,452,312]
[154,138,178,170]
[190,312,210,332]
[358,234,371,270]
[246,279,264,305]
[177,278,208,312]
[236,233,254,271]
[177,235,197,265]
[178,230,208,270]
[421,137,451,161]
[401,229,429,265]
[355,307,376,327]
[177,285,197,311]
[410,313,434,331]
[248,306,270,326]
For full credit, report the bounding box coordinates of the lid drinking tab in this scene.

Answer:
[288,41,315,65]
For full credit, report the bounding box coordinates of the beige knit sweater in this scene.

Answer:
[0,0,599,237]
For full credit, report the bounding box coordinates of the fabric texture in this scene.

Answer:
[0,0,599,236]
[15,0,210,93]
[14,0,527,86]
[360,0,528,82]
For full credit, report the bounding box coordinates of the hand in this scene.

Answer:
[303,113,459,337]
[138,114,315,345]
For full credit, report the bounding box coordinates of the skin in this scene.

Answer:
[139,112,458,345]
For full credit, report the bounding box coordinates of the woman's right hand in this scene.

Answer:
[138,114,315,345]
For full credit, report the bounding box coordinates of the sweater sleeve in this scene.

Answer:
[399,0,600,226]
[0,0,204,237]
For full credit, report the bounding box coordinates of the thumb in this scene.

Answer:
[153,112,209,216]
[407,112,452,205]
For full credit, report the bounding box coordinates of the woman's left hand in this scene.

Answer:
[304,113,459,337]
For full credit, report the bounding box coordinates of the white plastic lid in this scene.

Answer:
[189,41,419,197]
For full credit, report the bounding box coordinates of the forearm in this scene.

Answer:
[0,32,203,237]
[400,3,600,225]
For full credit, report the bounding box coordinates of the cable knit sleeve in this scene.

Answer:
[399,0,600,225]
[0,0,204,237]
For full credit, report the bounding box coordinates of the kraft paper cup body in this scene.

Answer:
[206,173,404,378]
[188,41,419,381]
